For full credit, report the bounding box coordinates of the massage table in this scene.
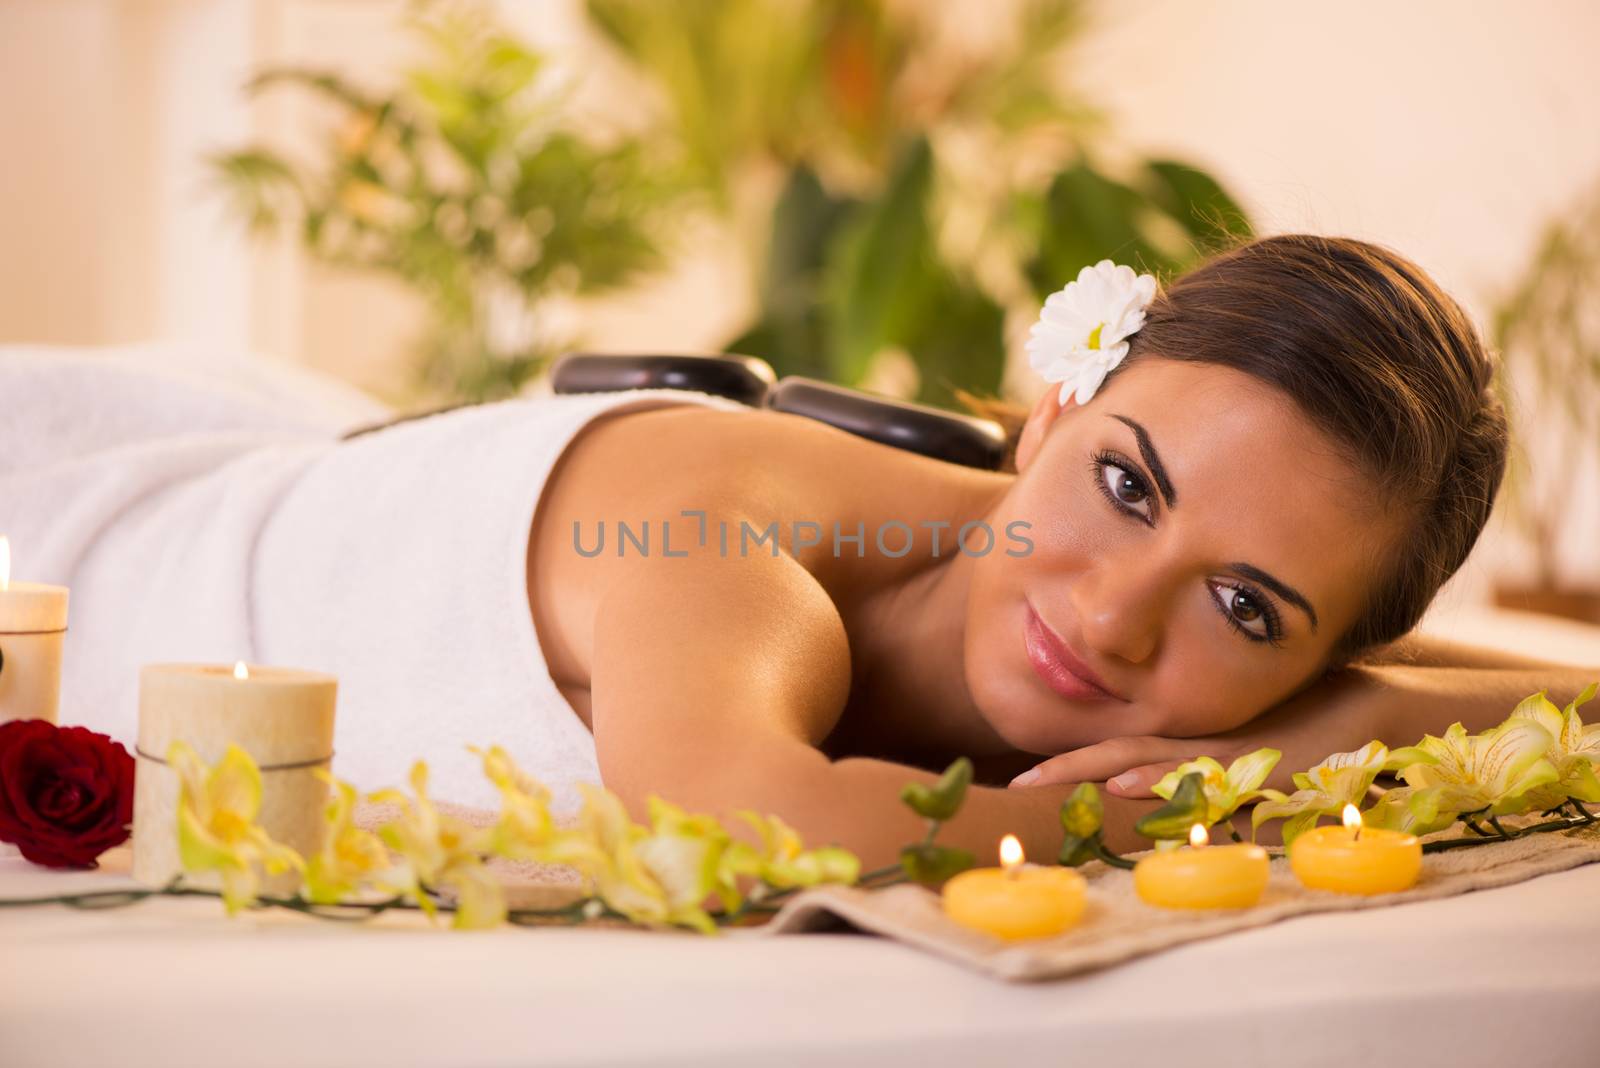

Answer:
[3,346,1598,1066]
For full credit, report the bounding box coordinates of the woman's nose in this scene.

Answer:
[1068,555,1166,665]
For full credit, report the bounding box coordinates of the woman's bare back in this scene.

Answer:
[525,401,1010,759]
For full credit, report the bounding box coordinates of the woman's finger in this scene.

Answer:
[1008,736,1184,788]
[1104,760,1187,798]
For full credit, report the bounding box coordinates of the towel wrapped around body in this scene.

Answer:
[0,347,745,813]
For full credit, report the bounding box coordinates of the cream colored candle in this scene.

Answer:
[0,536,70,725]
[132,662,337,895]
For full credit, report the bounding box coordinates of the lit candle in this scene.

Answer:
[1134,823,1271,909]
[1290,803,1422,895]
[132,661,338,893]
[942,835,1087,940]
[0,535,70,725]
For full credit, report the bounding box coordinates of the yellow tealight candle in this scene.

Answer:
[942,835,1087,940]
[1134,823,1270,909]
[0,536,70,726]
[1290,804,1422,895]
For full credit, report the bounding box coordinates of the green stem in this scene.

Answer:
[1422,813,1590,853]
[0,886,165,909]
[0,878,422,922]
[506,898,606,926]
[857,863,905,885]
[1091,840,1137,871]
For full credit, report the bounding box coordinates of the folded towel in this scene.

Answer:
[1,346,745,813]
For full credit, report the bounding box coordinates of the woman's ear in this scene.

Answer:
[1014,385,1074,473]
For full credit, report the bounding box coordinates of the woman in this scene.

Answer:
[3,234,1591,868]
[526,233,1594,864]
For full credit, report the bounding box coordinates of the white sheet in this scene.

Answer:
[0,345,745,814]
[2,848,1597,1067]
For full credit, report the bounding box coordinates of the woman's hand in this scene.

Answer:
[1008,667,1387,797]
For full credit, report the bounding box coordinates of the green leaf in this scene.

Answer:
[763,165,858,316]
[1135,770,1209,841]
[729,164,861,382]
[246,68,379,112]
[899,843,977,885]
[820,136,939,385]
[1141,159,1254,253]
[898,757,974,822]
[206,149,303,234]
[724,314,832,382]
[1059,782,1104,838]
[1058,829,1100,868]
[902,276,1007,407]
[1026,161,1172,298]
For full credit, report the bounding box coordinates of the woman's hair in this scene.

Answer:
[961,233,1509,661]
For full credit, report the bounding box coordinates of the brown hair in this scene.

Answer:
[960,233,1509,660]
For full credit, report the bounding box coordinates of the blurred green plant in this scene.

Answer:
[1492,178,1600,588]
[210,3,681,401]
[585,0,1254,407]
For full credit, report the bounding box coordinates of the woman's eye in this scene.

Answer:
[1100,462,1152,518]
[1209,581,1273,640]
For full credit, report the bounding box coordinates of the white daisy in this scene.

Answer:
[1025,259,1159,406]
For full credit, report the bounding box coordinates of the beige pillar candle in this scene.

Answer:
[0,536,70,726]
[132,662,337,895]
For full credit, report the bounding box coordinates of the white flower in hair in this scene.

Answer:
[1026,259,1159,406]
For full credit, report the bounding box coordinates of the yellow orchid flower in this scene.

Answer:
[1251,741,1433,846]
[560,784,728,934]
[168,741,304,915]
[303,773,396,905]
[1398,719,1561,817]
[1506,684,1600,810]
[1151,748,1282,827]
[732,811,861,891]
[648,797,745,912]
[471,745,558,861]
[369,761,505,930]
[1363,784,1458,836]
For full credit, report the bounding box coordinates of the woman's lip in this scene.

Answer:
[1023,602,1127,703]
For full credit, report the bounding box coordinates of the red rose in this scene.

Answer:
[0,719,135,869]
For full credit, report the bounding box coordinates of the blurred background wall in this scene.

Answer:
[2,0,1598,606]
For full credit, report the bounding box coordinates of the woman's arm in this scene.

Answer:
[1362,630,1571,671]
[1334,659,1600,747]
[754,752,1163,865]
[1013,642,1600,798]
[588,548,1161,869]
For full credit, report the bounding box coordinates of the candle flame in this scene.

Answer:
[0,535,9,591]
[233,661,250,681]
[1342,803,1363,830]
[1188,823,1209,848]
[999,834,1024,870]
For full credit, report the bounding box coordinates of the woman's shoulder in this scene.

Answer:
[526,399,977,690]
[539,401,887,537]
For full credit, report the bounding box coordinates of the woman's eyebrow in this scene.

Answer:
[1103,413,1317,630]
[1229,562,1320,631]
[1109,415,1177,507]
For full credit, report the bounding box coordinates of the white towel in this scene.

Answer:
[1,346,746,813]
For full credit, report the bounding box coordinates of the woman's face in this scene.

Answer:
[964,358,1399,755]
